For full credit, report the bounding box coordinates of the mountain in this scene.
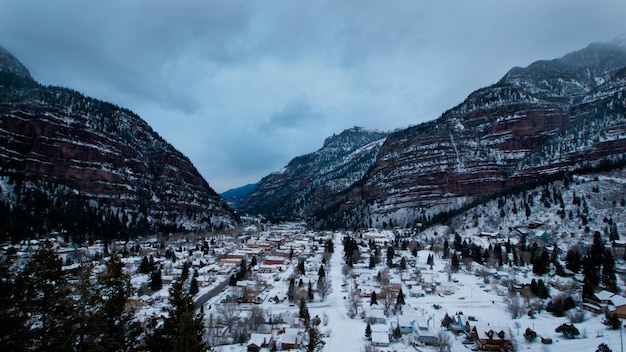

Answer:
[235,127,388,220]
[308,40,626,229]
[0,47,237,241]
[221,183,257,209]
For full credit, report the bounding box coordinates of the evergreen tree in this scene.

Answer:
[15,241,78,351]
[299,298,310,327]
[308,281,314,302]
[451,253,460,272]
[370,291,378,306]
[318,265,325,279]
[565,247,582,273]
[0,248,28,351]
[189,277,199,295]
[368,255,376,269]
[399,257,407,270]
[139,256,151,274]
[602,249,618,292]
[95,249,142,352]
[150,269,163,291]
[365,323,372,340]
[305,325,324,352]
[146,277,206,352]
[396,289,405,306]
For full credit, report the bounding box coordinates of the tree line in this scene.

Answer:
[0,242,206,352]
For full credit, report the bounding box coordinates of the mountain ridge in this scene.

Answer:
[0,47,237,240]
[236,39,626,229]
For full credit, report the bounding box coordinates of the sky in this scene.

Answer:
[1,1,625,193]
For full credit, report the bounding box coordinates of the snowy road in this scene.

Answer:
[313,232,364,352]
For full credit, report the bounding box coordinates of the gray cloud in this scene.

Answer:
[1,0,625,192]
[264,97,325,130]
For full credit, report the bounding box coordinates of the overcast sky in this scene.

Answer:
[1,1,625,192]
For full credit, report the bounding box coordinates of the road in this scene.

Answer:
[195,276,231,308]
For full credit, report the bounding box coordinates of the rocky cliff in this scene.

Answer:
[0,47,236,240]
[310,40,626,229]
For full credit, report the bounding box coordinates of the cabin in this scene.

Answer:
[470,325,511,351]
[362,307,387,325]
[371,332,390,347]
[279,328,303,350]
[411,317,437,346]
[246,333,273,352]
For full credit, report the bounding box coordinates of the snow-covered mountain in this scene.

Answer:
[304,40,626,229]
[235,126,388,220]
[0,47,237,240]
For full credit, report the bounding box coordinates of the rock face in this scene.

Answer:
[236,127,388,220]
[0,47,236,239]
[309,41,626,228]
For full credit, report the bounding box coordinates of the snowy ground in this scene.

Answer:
[210,229,624,352]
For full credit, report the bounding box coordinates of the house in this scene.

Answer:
[279,328,303,350]
[411,317,437,346]
[263,256,286,265]
[371,332,390,347]
[605,293,626,318]
[246,333,273,352]
[396,315,415,334]
[470,325,511,351]
[362,307,387,325]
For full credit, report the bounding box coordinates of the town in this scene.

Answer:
[3,214,626,352]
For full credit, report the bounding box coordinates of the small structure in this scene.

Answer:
[371,332,390,347]
[363,307,387,325]
[396,315,415,334]
[246,333,273,352]
[470,325,511,351]
[411,317,437,346]
[279,328,303,350]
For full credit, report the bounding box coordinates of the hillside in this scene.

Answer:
[0,47,237,241]
[309,39,626,229]
[235,126,388,220]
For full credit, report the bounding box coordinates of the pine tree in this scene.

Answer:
[95,249,142,352]
[0,247,28,351]
[318,265,325,279]
[299,298,310,327]
[189,277,199,295]
[396,289,405,306]
[370,291,378,306]
[365,323,372,339]
[139,256,151,274]
[147,277,207,352]
[150,269,163,291]
[602,249,618,292]
[15,241,78,351]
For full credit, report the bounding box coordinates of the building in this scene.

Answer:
[371,332,390,347]
[246,333,273,352]
[411,317,437,346]
[470,325,511,351]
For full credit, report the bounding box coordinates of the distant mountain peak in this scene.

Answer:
[0,47,34,82]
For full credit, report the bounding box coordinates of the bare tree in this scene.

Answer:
[378,286,397,316]
[317,277,332,302]
[436,329,452,352]
[342,264,353,277]
[217,302,240,331]
[247,305,265,332]
[346,285,361,318]
[504,292,525,319]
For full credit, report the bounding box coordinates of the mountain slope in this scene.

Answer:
[310,40,626,229]
[236,127,388,220]
[0,47,237,240]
